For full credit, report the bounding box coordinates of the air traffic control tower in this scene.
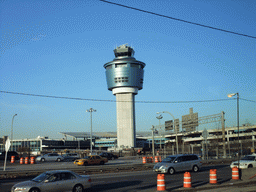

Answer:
[103,44,146,148]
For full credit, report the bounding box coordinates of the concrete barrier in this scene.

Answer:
[241,167,256,180]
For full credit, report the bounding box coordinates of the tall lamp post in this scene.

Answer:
[157,111,179,154]
[156,115,163,149]
[86,108,96,155]
[228,93,240,169]
[11,114,17,151]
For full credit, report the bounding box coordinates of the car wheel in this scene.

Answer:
[29,188,40,192]
[41,158,45,162]
[111,157,115,160]
[193,165,199,172]
[248,164,253,168]
[168,167,175,175]
[100,161,105,165]
[57,158,61,162]
[73,184,83,192]
[83,162,88,166]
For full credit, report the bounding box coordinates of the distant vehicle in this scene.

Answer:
[0,151,20,161]
[36,153,64,162]
[230,154,256,169]
[74,155,108,166]
[99,152,118,160]
[11,170,92,192]
[153,154,202,175]
[62,153,80,162]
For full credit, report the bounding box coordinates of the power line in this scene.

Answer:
[240,98,256,103]
[1,90,253,104]
[99,0,256,39]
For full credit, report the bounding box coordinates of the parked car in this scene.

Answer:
[230,153,256,169]
[11,170,92,192]
[62,153,80,162]
[153,154,202,175]
[74,155,108,166]
[36,153,64,162]
[99,152,118,160]
[0,151,20,161]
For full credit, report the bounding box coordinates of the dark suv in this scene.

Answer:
[99,152,118,160]
[0,151,20,160]
[153,154,202,175]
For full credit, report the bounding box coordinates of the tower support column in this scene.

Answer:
[116,92,136,148]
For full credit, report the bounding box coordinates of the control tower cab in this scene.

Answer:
[103,44,146,95]
[103,44,146,148]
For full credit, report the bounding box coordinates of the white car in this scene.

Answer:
[36,153,64,162]
[230,154,256,169]
[11,170,92,192]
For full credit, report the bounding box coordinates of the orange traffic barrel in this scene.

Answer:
[183,172,192,188]
[147,157,152,163]
[232,167,240,180]
[25,157,29,164]
[157,174,166,191]
[142,157,147,164]
[159,156,162,162]
[209,169,217,184]
[11,156,15,163]
[155,156,159,163]
[30,157,35,164]
[20,157,24,164]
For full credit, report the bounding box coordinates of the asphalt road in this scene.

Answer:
[0,164,232,192]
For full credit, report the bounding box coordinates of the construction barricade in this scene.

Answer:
[183,172,192,188]
[20,157,24,164]
[25,157,29,164]
[30,156,35,164]
[11,156,15,163]
[157,174,166,191]
[142,156,147,164]
[155,156,159,163]
[232,167,240,180]
[209,169,217,184]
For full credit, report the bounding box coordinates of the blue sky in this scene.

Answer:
[1,0,255,139]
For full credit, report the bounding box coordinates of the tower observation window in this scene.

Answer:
[130,64,140,68]
[114,77,129,83]
[115,64,127,68]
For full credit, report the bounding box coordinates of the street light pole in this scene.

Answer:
[86,108,96,155]
[151,125,157,158]
[11,114,17,151]
[156,115,163,149]
[157,111,179,154]
[228,93,240,169]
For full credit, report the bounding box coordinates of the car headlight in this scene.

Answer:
[14,187,28,191]
[160,165,168,169]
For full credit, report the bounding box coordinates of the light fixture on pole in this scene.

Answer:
[11,114,17,151]
[157,111,179,154]
[86,108,96,155]
[156,115,163,149]
[228,93,240,170]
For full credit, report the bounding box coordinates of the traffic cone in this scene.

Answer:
[157,174,166,191]
[183,172,192,188]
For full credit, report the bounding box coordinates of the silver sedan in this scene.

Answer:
[11,170,92,192]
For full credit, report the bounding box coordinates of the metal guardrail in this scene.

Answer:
[0,163,155,178]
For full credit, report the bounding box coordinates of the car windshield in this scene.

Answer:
[83,156,90,159]
[241,156,256,161]
[32,173,51,182]
[162,156,176,163]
